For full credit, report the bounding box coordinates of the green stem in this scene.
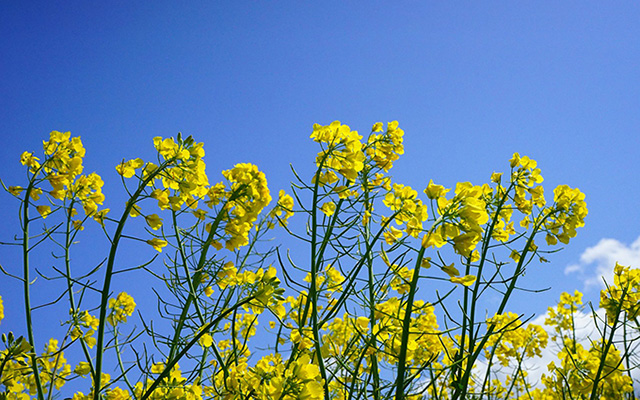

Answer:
[167,202,227,361]
[363,182,381,400]
[93,158,174,400]
[394,245,426,400]
[22,178,46,400]
[588,284,626,400]
[455,181,514,400]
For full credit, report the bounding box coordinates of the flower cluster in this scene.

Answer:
[10,131,108,224]
[382,183,428,242]
[70,310,99,348]
[539,339,634,399]
[117,135,209,212]
[207,353,324,400]
[365,121,405,172]
[107,292,136,326]
[0,338,71,396]
[218,163,272,250]
[510,152,544,215]
[268,189,295,228]
[311,121,365,184]
[544,184,588,245]
[600,262,640,322]
[484,312,548,367]
[545,290,583,337]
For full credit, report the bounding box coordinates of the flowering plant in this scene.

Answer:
[0,124,637,400]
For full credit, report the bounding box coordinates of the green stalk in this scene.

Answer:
[305,162,329,399]
[455,181,514,400]
[22,177,46,400]
[394,245,426,400]
[588,283,626,400]
[93,158,174,400]
[167,201,227,361]
[363,180,381,400]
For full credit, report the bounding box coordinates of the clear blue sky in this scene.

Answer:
[1,1,639,349]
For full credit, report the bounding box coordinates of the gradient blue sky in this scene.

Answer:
[1,2,639,344]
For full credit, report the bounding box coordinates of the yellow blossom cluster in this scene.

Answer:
[107,292,136,326]
[11,131,108,224]
[543,184,588,245]
[303,264,345,296]
[539,339,634,399]
[208,353,324,400]
[600,262,640,322]
[545,290,583,337]
[510,152,544,215]
[382,183,428,243]
[484,312,548,367]
[0,339,71,397]
[117,136,209,213]
[311,121,365,184]
[421,180,492,260]
[70,310,99,348]
[219,163,272,250]
[268,189,295,228]
[365,121,405,172]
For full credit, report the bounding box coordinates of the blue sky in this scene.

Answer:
[1,1,639,361]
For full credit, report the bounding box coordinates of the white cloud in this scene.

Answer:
[564,236,640,289]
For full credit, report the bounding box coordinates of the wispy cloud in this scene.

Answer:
[564,236,640,289]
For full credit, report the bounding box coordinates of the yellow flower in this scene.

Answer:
[36,205,51,218]
[82,330,95,349]
[30,187,43,200]
[199,333,213,348]
[74,361,91,376]
[422,230,446,249]
[320,201,336,217]
[384,226,404,245]
[146,238,168,252]
[441,262,459,278]
[106,387,131,400]
[129,204,141,217]
[20,151,40,168]
[115,158,143,178]
[8,186,23,196]
[450,275,477,287]
[107,292,136,326]
[145,214,163,230]
[151,362,164,374]
[356,316,369,331]
[424,179,448,199]
[372,122,384,132]
[204,286,214,297]
[301,380,324,400]
[509,152,520,168]
[93,208,109,225]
